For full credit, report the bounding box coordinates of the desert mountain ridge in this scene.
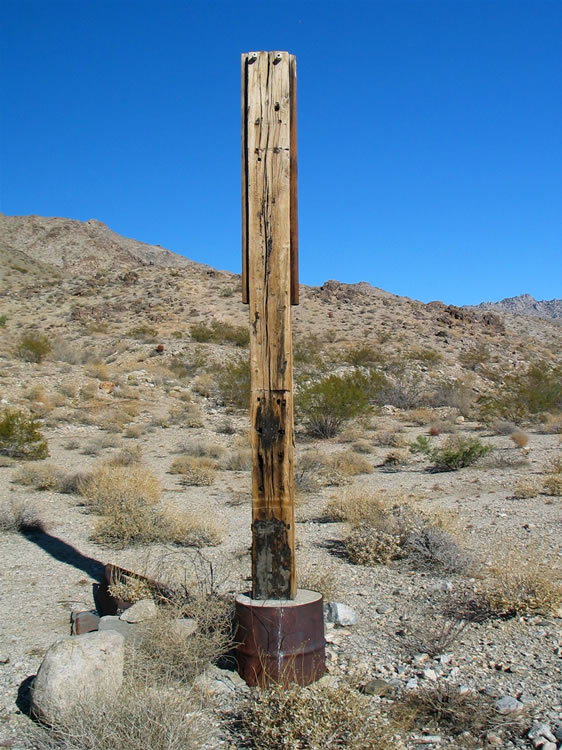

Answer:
[1,213,560,320]
[471,293,562,321]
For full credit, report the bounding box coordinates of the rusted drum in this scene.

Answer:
[235,589,325,686]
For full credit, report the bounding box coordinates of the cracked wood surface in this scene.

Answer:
[242,51,297,599]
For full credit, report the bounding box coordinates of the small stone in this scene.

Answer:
[537,743,556,750]
[412,736,441,745]
[495,696,525,714]
[429,581,453,593]
[120,599,157,623]
[457,685,470,695]
[455,415,465,424]
[0,654,10,664]
[528,723,557,743]
[553,724,562,741]
[485,732,503,746]
[324,602,358,627]
[98,615,133,638]
[172,618,198,637]
[363,678,392,696]
[413,653,430,665]
[406,678,418,690]
[376,605,394,615]
[422,668,438,681]
[70,610,100,635]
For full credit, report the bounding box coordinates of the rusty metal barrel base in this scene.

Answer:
[235,589,325,687]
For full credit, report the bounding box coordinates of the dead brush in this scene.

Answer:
[169,456,216,486]
[12,462,65,491]
[233,680,385,749]
[390,684,527,743]
[512,477,541,499]
[480,547,562,617]
[509,430,529,449]
[26,682,215,750]
[0,499,45,533]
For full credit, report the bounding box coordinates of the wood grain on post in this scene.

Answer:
[242,51,298,600]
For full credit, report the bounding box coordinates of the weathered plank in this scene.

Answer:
[242,51,297,599]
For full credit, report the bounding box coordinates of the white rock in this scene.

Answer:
[528,722,557,743]
[405,678,418,689]
[120,599,157,623]
[422,668,438,681]
[30,631,124,725]
[495,695,525,714]
[324,602,358,627]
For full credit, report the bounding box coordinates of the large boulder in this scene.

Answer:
[30,630,124,725]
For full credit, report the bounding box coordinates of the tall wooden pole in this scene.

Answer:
[242,51,298,600]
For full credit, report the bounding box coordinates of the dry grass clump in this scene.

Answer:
[222,447,252,471]
[12,462,65,491]
[542,413,562,434]
[0,499,44,533]
[381,449,408,468]
[330,449,373,476]
[129,594,233,685]
[297,562,338,601]
[168,402,204,428]
[509,430,529,449]
[390,685,525,743]
[374,429,406,448]
[325,491,471,572]
[543,454,562,495]
[512,477,541,499]
[26,684,214,750]
[482,553,562,617]
[105,444,143,466]
[77,465,220,548]
[169,456,216,486]
[176,441,226,460]
[234,680,384,749]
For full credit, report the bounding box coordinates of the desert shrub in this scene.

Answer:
[222,447,252,471]
[129,594,232,685]
[408,434,432,455]
[126,325,159,340]
[84,362,110,380]
[26,684,214,750]
[426,379,474,415]
[176,441,225,459]
[0,499,44,533]
[510,430,529,449]
[407,348,443,365]
[390,685,525,742]
[235,681,383,749]
[430,436,491,472]
[512,478,541,499]
[13,463,65,490]
[404,526,473,573]
[169,456,216,486]
[0,408,48,459]
[105,445,143,466]
[296,371,373,438]
[190,319,248,347]
[543,474,562,496]
[297,562,337,601]
[0,314,7,327]
[542,413,562,434]
[331,450,373,476]
[376,369,424,409]
[15,332,51,363]
[478,361,562,422]
[168,402,204,428]
[344,526,403,565]
[483,563,562,617]
[344,345,384,367]
[493,420,517,435]
[350,439,372,454]
[216,357,250,409]
[458,343,490,370]
[381,449,408,468]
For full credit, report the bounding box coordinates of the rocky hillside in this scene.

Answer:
[472,293,562,321]
[0,214,208,273]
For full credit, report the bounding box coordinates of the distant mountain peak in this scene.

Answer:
[471,293,561,321]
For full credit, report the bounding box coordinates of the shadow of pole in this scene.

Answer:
[21,528,105,580]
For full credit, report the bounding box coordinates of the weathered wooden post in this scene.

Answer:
[235,51,325,686]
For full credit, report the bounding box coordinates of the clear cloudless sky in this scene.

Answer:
[1,0,560,305]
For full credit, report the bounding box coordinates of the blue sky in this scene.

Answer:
[1,0,560,305]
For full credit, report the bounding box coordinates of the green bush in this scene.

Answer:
[430,436,491,472]
[16,333,51,363]
[190,319,249,347]
[0,315,7,328]
[296,371,374,438]
[478,361,562,422]
[409,435,432,455]
[126,325,158,340]
[217,357,250,409]
[344,345,384,367]
[0,408,48,459]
